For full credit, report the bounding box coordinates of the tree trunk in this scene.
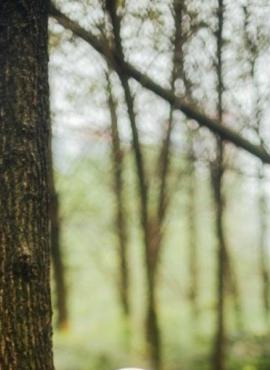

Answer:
[145,246,161,370]
[48,133,68,331]
[103,3,158,365]
[0,1,54,369]
[50,190,68,330]
[212,163,226,370]
[212,1,226,369]
[107,73,130,320]
[224,248,243,332]
[187,150,199,320]
[145,287,161,370]
[140,221,162,370]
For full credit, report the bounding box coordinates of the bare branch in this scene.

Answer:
[49,3,270,164]
[103,0,149,230]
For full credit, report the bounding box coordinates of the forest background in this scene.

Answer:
[48,1,270,370]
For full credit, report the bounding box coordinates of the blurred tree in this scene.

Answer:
[106,71,131,326]
[211,1,227,369]
[0,1,54,368]
[49,2,270,368]
[48,2,270,369]
[49,3,270,164]
[243,3,270,327]
[48,144,68,331]
[175,0,201,325]
[186,133,199,320]
[104,1,185,368]
[210,1,243,367]
[104,1,161,366]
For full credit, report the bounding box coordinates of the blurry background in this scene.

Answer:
[48,1,270,369]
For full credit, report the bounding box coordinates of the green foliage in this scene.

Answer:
[52,150,270,370]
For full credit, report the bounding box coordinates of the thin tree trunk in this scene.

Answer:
[144,0,186,363]
[212,1,226,369]
[0,1,54,368]
[47,114,68,331]
[104,1,187,367]
[145,266,161,370]
[104,3,161,368]
[224,248,243,332]
[186,144,199,319]
[106,73,130,319]
[144,220,163,370]
[212,161,226,370]
[50,4,270,164]
[50,190,69,330]
[245,7,270,325]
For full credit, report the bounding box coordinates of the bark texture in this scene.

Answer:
[0,1,54,369]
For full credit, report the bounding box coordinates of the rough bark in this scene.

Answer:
[0,1,54,369]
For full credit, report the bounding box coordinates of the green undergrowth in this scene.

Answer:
[52,151,270,370]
